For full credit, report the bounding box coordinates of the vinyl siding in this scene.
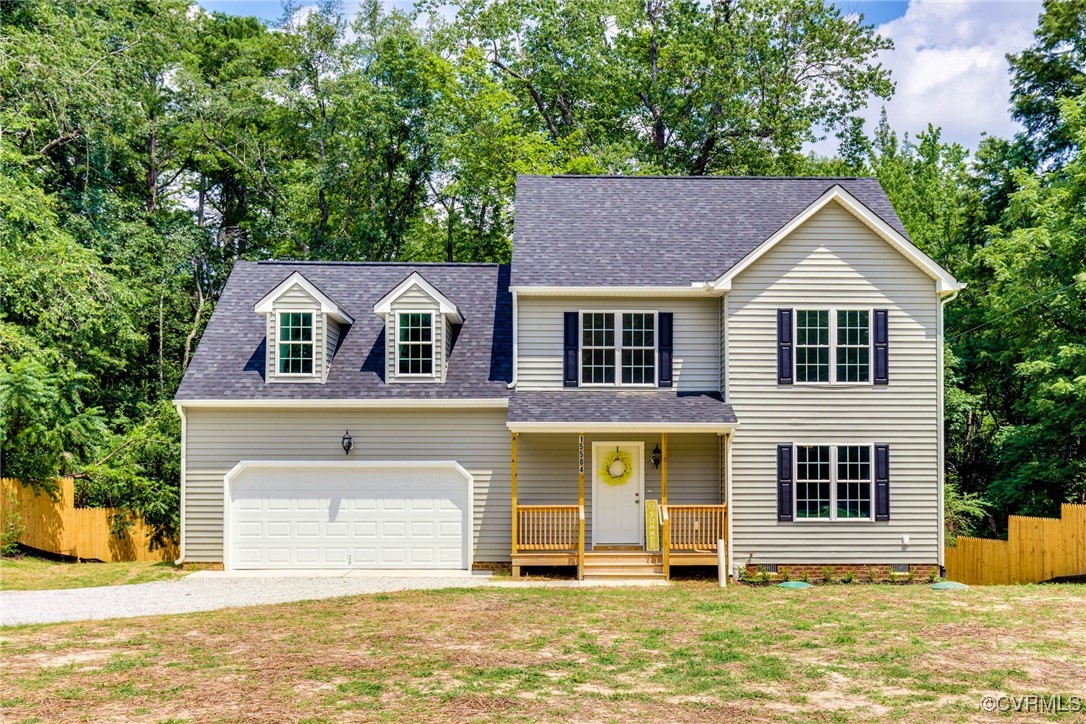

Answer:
[516,297,720,391]
[385,284,444,383]
[325,318,341,382]
[182,408,511,563]
[515,433,721,545]
[266,283,325,383]
[726,201,941,565]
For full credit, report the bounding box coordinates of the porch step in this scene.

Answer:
[583,552,667,580]
[584,552,663,565]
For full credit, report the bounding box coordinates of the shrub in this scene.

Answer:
[2,503,25,556]
[822,566,834,584]
[841,571,855,584]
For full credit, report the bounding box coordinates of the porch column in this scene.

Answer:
[578,433,585,580]
[511,432,518,576]
[660,433,668,506]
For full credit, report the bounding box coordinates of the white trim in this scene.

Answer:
[174,403,187,565]
[373,271,464,323]
[274,309,319,378]
[725,430,734,580]
[393,310,438,379]
[222,460,474,572]
[176,398,509,409]
[254,271,354,325]
[510,285,719,297]
[591,441,645,547]
[792,443,876,523]
[578,310,659,388]
[707,186,963,294]
[507,421,736,433]
[792,307,874,386]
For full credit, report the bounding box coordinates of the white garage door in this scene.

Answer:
[226,463,471,570]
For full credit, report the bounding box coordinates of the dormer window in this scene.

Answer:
[374,272,463,384]
[397,312,434,375]
[278,312,314,375]
[254,270,354,384]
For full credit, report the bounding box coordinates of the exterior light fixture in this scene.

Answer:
[341,430,353,455]
[651,443,662,469]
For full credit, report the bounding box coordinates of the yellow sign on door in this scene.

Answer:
[645,499,660,552]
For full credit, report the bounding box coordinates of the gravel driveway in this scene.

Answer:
[0,571,490,626]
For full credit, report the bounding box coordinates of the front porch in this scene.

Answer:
[510,432,731,580]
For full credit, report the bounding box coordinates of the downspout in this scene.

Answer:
[507,289,518,389]
[937,287,961,570]
[174,402,187,566]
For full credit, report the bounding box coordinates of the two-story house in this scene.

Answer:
[174,175,962,580]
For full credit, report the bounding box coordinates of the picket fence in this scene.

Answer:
[1,477,177,562]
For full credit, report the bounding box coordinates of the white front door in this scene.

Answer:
[592,442,644,546]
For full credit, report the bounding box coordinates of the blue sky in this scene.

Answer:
[196,0,1044,153]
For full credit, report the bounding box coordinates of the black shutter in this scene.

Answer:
[777,309,793,385]
[777,445,794,522]
[658,312,673,388]
[874,444,890,521]
[563,312,579,387]
[873,309,889,385]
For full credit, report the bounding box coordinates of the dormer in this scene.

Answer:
[373,272,464,384]
[254,271,353,383]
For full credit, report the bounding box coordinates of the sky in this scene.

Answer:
[197,0,1045,155]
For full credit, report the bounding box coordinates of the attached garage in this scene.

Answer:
[224,461,473,570]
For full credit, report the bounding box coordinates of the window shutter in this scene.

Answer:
[873,309,889,385]
[563,312,579,387]
[658,312,674,388]
[874,444,890,521]
[777,309,793,385]
[777,445,794,522]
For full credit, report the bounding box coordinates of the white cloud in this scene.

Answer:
[809,0,1043,156]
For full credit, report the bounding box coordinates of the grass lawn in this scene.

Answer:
[0,555,185,591]
[1,583,1083,721]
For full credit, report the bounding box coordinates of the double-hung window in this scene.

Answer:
[398,312,434,375]
[278,312,314,375]
[580,312,656,386]
[795,444,873,521]
[794,309,870,383]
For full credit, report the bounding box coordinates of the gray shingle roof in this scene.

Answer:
[510,175,909,287]
[509,391,737,425]
[175,262,512,401]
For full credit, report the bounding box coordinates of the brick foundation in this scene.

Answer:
[745,563,939,583]
[472,561,512,574]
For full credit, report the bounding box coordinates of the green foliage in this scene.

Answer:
[2,503,25,556]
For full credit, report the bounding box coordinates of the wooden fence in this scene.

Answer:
[1,478,177,562]
[944,504,1086,585]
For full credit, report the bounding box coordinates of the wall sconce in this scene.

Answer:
[651,443,662,469]
[341,430,353,455]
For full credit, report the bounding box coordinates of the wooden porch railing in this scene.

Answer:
[665,505,728,551]
[515,505,582,550]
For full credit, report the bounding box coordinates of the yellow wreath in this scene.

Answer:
[599,449,634,486]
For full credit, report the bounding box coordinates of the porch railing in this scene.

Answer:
[515,505,582,551]
[666,504,728,551]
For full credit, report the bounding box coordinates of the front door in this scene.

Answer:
[592,442,644,546]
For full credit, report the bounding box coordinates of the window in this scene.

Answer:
[794,444,873,521]
[836,310,870,382]
[795,445,831,519]
[581,313,615,384]
[278,312,314,375]
[621,313,655,384]
[398,312,433,375]
[795,309,871,384]
[580,312,656,386]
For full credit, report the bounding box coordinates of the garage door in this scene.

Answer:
[225,462,471,570]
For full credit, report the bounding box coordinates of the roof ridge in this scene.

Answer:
[254,260,504,267]
[523,174,878,181]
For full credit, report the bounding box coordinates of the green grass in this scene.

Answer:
[0,555,185,590]
[0,583,1083,721]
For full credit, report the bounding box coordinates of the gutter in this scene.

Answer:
[936,286,962,570]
